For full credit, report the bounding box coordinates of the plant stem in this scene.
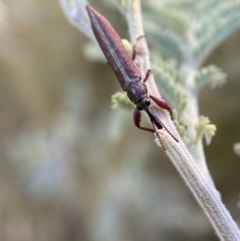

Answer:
[181,65,214,185]
[157,129,240,241]
[124,0,160,97]
[123,0,240,240]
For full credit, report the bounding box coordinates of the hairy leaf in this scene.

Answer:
[195,66,227,92]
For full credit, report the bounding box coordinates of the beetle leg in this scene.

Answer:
[132,46,137,61]
[150,95,173,120]
[142,69,173,120]
[137,110,167,149]
[143,69,152,83]
[133,108,154,132]
[132,35,146,61]
[151,121,166,150]
[150,112,178,142]
[136,35,146,41]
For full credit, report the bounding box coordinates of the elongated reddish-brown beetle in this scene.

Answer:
[86,5,177,143]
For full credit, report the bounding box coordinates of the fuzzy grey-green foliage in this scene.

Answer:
[150,54,186,112]
[112,92,134,110]
[195,66,226,92]
[194,1,240,65]
[142,1,240,65]
[112,0,240,146]
[142,4,189,34]
[145,23,186,63]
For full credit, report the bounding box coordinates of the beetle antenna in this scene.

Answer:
[146,110,178,143]
[150,120,166,150]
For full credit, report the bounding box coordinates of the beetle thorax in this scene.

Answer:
[126,82,150,110]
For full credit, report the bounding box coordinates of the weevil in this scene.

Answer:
[86,5,177,144]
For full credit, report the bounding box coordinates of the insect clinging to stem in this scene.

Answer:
[86,5,178,146]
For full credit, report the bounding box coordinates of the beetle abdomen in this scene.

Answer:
[86,5,141,90]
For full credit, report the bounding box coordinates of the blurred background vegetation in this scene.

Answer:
[0,0,240,241]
